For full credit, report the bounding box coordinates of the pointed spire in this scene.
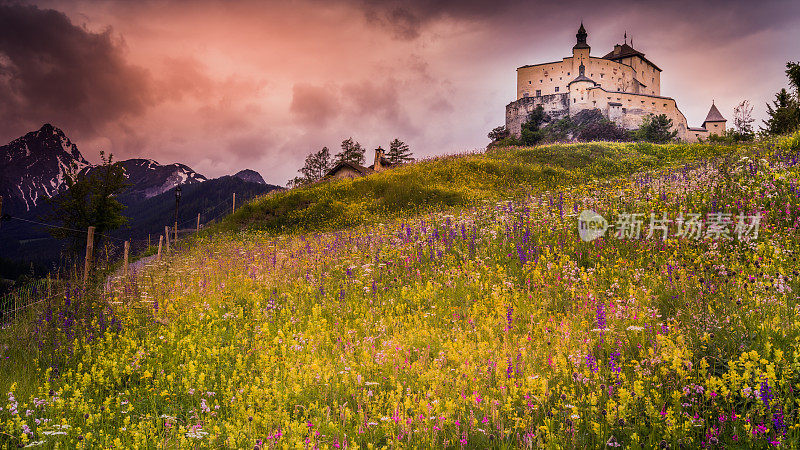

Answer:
[624,30,627,44]
[574,21,590,50]
[703,101,726,125]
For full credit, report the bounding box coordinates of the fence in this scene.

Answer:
[0,191,241,327]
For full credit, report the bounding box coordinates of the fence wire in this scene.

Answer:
[0,194,237,327]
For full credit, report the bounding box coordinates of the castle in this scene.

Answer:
[505,23,726,142]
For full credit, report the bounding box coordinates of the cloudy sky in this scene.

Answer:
[1,0,799,184]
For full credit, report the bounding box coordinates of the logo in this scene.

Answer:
[578,209,609,242]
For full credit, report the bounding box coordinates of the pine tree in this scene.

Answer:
[762,88,800,135]
[386,139,414,165]
[634,114,678,143]
[334,138,366,165]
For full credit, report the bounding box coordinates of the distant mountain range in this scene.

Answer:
[0,124,282,280]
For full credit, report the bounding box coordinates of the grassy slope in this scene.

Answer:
[2,135,800,448]
[219,141,739,236]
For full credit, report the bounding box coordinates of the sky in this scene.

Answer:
[1,0,799,185]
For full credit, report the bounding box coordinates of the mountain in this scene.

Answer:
[0,124,90,216]
[0,125,283,279]
[82,159,207,203]
[118,175,281,239]
[0,125,210,216]
[233,169,266,185]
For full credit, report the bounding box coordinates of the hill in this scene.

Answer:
[2,133,800,448]
[220,140,740,235]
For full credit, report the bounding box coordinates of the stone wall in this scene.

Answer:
[505,93,570,137]
[517,56,646,100]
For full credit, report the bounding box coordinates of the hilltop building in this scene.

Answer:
[325,147,395,181]
[505,23,725,142]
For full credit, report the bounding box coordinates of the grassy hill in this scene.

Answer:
[220,140,740,236]
[2,133,800,448]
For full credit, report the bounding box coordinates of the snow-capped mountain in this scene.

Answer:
[81,158,207,203]
[0,124,207,215]
[0,124,90,215]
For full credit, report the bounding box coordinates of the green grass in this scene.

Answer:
[213,140,744,237]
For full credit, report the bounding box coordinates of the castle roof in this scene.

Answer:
[703,102,726,124]
[602,43,662,72]
[568,74,596,86]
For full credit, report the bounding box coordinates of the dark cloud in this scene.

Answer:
[0,2,154,142]
[289,83,340,127]
[349,0,800,42]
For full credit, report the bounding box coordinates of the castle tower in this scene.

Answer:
[572,22,591,75]
[568,59,596,115]
[702,101,727,136]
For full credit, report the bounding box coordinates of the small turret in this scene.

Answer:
[572,22,591,75]
[702,100,727,136]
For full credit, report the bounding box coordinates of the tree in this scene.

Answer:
[519,106,548,146]
[45,152,129,254]
[733,100,755,137]
[577,118,632,142]
[761,62,800,135]
[488,126,510,143]
[386,139,414,165]
[634,114,678,143]
[334,137,366,165]
[787,61,800,97]
[762,88,800,135]
[297,146,332,184]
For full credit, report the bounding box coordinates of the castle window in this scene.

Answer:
[529,81,531,84]
[536,89,541,96]
[574,98,576,103]
[663,103,667,107]
[600,74,604,78]
[652,102,655,105]
[622,108,627,113]
[550,78,553,81]
[567,72,570,75]
[555,87,559,92]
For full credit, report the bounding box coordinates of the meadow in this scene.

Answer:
[2,133,800,448]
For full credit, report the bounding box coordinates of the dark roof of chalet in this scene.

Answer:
[688,127,708,132]
[325,161,374,178]
[703,102,726,123]
[602,43,662,72]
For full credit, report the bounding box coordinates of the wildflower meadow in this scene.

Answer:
[2,132,800,448]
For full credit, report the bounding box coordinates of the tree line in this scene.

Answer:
[290,137,414,186]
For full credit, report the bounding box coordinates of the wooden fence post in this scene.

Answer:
[196,213,200,233]
[165,226,170,252]
[83,226,95,288]
[157,235,163,260]
[174,220,178,242]
[0,195,3,229]
[123,241,130,280]
[232,192,236,214]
